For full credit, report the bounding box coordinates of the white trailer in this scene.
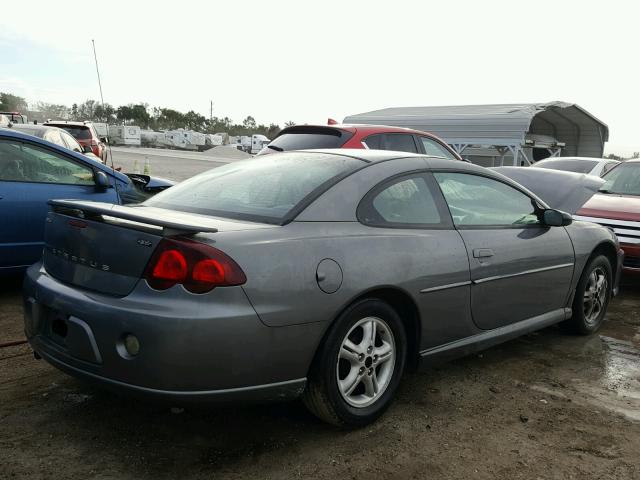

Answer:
[140,130,166,147]
[231,134,271,154]
[108,125,141,146]
[164,129,207,151]
[92,122,108,139]
[250,134,270,154]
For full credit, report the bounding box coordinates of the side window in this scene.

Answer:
[43,130,63,147]
[363,134,382,149]
[61,132,82,152]
[358,174,446,227]
[383,134,418,153]
[433,172,540,227]
[602,162,618,175]
[0,139,95,185]
[419,137,456,160]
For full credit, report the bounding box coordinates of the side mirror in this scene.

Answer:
[543,209,572,227]
[94,171,110,189]
[83,145,93,154]
[100,137,107,143]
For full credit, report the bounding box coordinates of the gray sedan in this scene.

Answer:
[23,150,621,427]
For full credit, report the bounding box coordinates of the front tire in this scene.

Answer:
[303,299,407,427]
[565,255,612,335]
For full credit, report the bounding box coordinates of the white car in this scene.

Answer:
[532,157,620,177]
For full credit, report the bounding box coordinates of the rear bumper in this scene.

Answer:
[33,345,305,404]
[23,263,321,404]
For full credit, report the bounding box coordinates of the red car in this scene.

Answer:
[44,121,107,163]
[575,160,640,274]
[257,122,461,160]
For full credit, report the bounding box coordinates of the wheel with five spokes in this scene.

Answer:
[303,299,406,427]
[565,255,612,335]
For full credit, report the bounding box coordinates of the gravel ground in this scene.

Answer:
[1,273,639,480]
[108,145,251,182]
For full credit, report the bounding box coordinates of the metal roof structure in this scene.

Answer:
[344,102,609,166]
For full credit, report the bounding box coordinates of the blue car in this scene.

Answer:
[0,128,171,273]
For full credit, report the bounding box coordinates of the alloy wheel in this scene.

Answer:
[583,266,608,326]
[336,316,396,408]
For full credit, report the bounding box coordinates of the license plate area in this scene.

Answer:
[43,308,102,364]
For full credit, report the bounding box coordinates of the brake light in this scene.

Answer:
[144,237,246,293]
[152,250,187,282]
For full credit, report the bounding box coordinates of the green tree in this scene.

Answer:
[184,110,206,131]
[154,108,185,130]
[35,101,70,120]
[284,120,295,127]
[94,103,116,122]
[266,123,281,138]
[76,100,98,120]
[117,104,151,128]
[0,92,28,112]
[242,116,257,130]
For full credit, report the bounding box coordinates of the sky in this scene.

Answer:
[1,0,638,154]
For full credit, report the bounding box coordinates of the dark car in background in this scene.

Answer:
[44,121,107,163]
[258,123,461,160]
[24,149,620,427]
[0,128,172,273]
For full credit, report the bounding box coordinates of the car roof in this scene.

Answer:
[298,149,476,170]
[44,121,91,127]
[293,148,421,163]
[0,127,127,181]
[281,123,441,136]
[7,123,70,139]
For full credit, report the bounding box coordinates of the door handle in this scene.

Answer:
[473,248,494,258]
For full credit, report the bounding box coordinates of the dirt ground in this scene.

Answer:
[1,274,639,480]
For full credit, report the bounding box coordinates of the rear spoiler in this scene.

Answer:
[48,200,218,236]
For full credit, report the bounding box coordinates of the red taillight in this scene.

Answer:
[144,237,246,293]
[152,250,187,281]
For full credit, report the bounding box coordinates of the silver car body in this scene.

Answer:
[23,150,621,403]
[532,156,620,177]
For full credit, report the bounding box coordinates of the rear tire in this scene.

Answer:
[565,255,612,335]
[303,299,406,427]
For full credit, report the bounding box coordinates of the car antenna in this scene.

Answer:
[91,39,115,172]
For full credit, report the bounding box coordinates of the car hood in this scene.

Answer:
[576,193,640,221]
[491,167,605,215]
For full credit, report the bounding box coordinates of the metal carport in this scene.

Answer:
[343,102,609,166]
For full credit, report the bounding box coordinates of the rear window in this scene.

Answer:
[534,159,598,174]
[267,127,353,151]
[144,152,363,224]
[49,125,92,141]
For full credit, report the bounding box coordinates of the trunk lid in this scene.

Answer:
[43,200,271,296]
[491,167,605,215]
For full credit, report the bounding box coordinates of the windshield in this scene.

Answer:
[144,151,364,223]
[600,162,640,195]
[50,125,92,141]
[533,159,598,174]
[264,127,353,153]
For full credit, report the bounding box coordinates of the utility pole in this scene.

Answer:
[210,100,213,121]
